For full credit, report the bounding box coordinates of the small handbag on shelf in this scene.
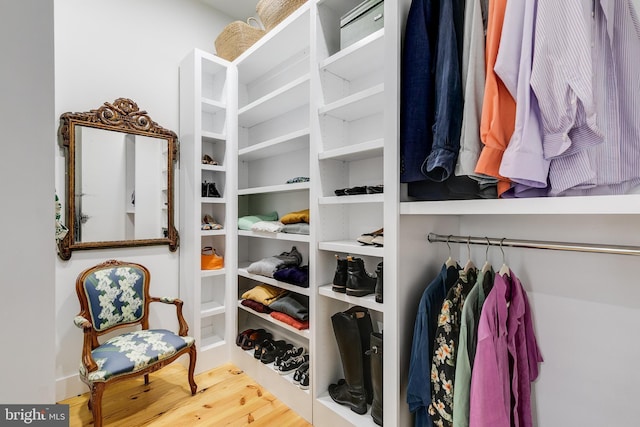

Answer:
[201,246,224,270]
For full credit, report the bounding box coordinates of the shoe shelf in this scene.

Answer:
[239,128,310,161]
[237,301,311,339]
[237,182,310,196]
[180,48,233,374]
[200,197,226,204]
[400,194,640,215]
[318,285,383,313]
[201,164,225,173]
[319,194,384,205]
[239,349,311,394]
[238,230,310,243]
[238,264,311,297]
[318,84,384,122]
[319,240,384,258]
[316,393,378,427]
[201,229,225,237]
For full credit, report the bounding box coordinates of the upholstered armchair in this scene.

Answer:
[74,260,197,427]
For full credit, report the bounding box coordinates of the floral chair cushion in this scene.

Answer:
[79,329,195,382]
[83,266,146,331]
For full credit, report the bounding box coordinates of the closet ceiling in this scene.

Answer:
[200,0,257,20]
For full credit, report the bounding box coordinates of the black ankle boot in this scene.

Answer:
[207,182,221,197]
[346,256,376,297]
[332,255,348,293]
[375,262,383,303]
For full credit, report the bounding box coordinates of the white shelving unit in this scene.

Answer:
[179,48,236,372]
[233,3,313,423]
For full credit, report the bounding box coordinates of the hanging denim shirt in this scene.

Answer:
[421,0,465,182]
[400,0,438,183]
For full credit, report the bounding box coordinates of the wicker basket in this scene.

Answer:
[256,0,308,32]
[214,18,265,61]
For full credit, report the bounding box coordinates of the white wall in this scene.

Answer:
[0,0,56,403]
[54,0,232,400]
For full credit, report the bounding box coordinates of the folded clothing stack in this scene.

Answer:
[246,246,303,278]
[280,208,310,235]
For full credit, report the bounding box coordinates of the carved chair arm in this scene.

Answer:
[73,315,98,372]
[150,297,189,336]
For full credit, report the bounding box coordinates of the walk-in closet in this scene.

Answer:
[4,0,640,426]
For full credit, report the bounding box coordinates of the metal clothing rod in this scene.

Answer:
[427,233,640,257]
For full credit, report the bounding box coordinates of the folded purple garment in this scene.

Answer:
[273,265,309,288]
[241,298,272,314]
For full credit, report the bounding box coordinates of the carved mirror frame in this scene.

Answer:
[58,98,179,260]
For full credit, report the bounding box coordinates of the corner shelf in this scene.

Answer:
[319,138,384,162]
[238,182,310,195]
[319,194,384,205]
[238,230,310,243]
[320,29,385,81]
[318,84,384,122]
[239,128,310,161]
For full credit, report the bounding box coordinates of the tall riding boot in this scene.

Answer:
[329,306,373,414]
[346,256,377,297]
[332,255,348,293]
[345,305,373,404]
[375,262,383,303]
[368,332,383,425]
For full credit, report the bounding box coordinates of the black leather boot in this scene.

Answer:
[329,306,373,413]
[375,262,383,303]
[368,332,383,425]
[332,255,348,293]
[346,256,377,297]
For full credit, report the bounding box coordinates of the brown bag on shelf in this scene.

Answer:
[256,0,308,31]
[214,17,265,61]
[201,246,224,270]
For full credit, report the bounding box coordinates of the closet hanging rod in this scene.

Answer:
[427,233,640,257]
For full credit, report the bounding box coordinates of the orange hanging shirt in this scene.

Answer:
[475,0,515,196]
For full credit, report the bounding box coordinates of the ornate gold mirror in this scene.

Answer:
[58,98,178,260]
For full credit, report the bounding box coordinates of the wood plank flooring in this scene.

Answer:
[59,363,312,426]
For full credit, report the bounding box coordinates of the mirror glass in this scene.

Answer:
[58,98,178,260]
[74,127,168,242]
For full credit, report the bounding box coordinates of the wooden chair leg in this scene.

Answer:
[90,382,106,427]
[187,346,198,395]
[144,374,150,385]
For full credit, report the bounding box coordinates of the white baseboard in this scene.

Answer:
[56,373,86,402]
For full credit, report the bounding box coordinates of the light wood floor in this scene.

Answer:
[59,363,312,426]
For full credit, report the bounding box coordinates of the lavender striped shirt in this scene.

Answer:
[532,0,640,196]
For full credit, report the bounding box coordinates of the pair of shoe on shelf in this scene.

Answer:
[334,184,383,196]
[292,359,310,390]
[273,346,308,377]
[236,328,271,351]
[202,154,219,165]
[357,228,383,247]
[201,214,223,230]
[202,181,221,198]
[332,256,383,302]
[329,306,383,425]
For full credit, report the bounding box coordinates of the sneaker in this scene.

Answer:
[299,370,310,390]
[293,361,309,384]
[278,353,309,375]
[274,346,305,370]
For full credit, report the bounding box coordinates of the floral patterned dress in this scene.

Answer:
[428,268,477,426]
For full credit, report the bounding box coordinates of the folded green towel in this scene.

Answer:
[238,211,278,230]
